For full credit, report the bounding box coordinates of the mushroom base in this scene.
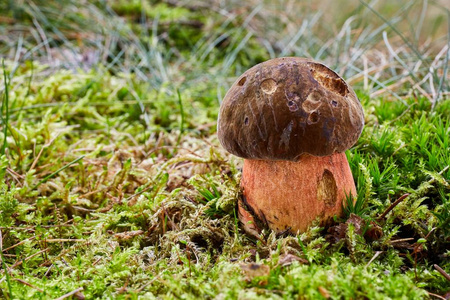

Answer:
[239,152,356,236]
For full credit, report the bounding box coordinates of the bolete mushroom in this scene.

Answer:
[217,57,364,236]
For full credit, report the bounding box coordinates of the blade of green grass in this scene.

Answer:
[32,155,85,189]
[1,60,10,156]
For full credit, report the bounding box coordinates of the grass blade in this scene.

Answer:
[1,60,10,156]
[33,155,85,189]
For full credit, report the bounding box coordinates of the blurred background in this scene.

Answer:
[0,0,448,105]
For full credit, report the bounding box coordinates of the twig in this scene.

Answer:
[29,133,61,172]
[44,264,53,277]
[365,251,383,268]
[2,237,35,253]
[30,146,46,172]
[424,228,436,240]
[44,239,84,243]
[161,203,179,231]
[427,291,446,300]
[125,184,155,201]
[6,168,23,186]
[371,76,410,97]
[13,278,44,292]
[434,264,450,282]
[135,273,163,293]
[1,236,81,255]
[389,238,415,244]
[10,248,49,269]
[6,168,24,179]
[0,222,74,230]
[116,276,129,294]
[92,257,103,266]
[377,193,410,221]
[81,188,107,197]
[55,287,84,300]
[439,166,450,175]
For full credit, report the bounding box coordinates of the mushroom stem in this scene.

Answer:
[238,152,356,235]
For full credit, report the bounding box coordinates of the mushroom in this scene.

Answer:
[217,57,364,236]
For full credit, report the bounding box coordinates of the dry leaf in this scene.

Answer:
[318,286,330,298]
[278,254,308,266]
[240,263,270,282]
[114,230,144,242]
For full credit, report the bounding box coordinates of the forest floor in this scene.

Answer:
[0,1,449,299]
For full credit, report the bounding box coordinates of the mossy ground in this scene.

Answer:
[0,1,449,299]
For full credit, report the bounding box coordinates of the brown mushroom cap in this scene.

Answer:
[217,57,364,161]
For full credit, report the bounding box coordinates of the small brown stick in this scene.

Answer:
[125,182,155,201]
[6,168,24,186]
[11,248,49,269]
[116,276,130,294]
[29,146,46,172]
[371,76,411,97]
[196,121,217,131]
[44,264,53,277]
[55,287,84,300]
[439,166,449,174]
[29,133,61,171]
[81,188,107,197]
[6,167,24,179]
[0,219,74,231]
[365,251,383,268]
[13,278,44,292]
[377,193,410,222]
[135,273,163,293]
[0,225,71,231]
[427,291,446,300]
[92,257,103,266]
[145,145,202,159]
[389,238,415,244]
[2,237,36,252]
[161,203,179,231]
[44,239,84,243]
[424,228,436,240]
[434,264,450,282]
